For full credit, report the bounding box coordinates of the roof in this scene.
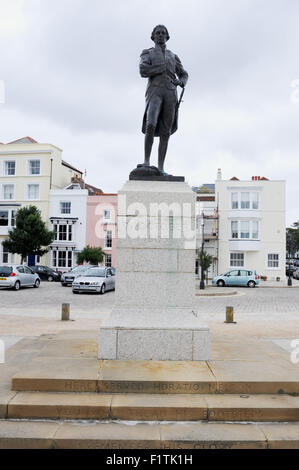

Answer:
[62,160,83,175]
[8,136,38,144]
[70,176,103,195]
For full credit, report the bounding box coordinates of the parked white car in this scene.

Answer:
[72,267,115,294]
[0,265,40,290]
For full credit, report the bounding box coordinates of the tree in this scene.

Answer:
[77,245,105,265]
[286,222,299,257]
[198,250,213,283]
[3,206,55,264]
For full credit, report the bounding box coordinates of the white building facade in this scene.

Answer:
[195,184,218,279]
[48,184,88,271]
[216,174,286,280]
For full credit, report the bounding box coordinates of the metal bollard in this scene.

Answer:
[225,306,236,324]
[61,303,70,321]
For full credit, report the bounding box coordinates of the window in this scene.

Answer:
[0,211,9,226]
[3,184,14,200]
[231,192,238,209]
[52,250,72,268]
[2,251,8,263]
[28,160,40,175]
[27,184,39,200]
[11,211,16,227]
[4,161,15,176]
[230,253,244,267]
[229,270,240,276]
[240,221,250,239]
[103,210,111,220]
[240,270,251,276]
[68,224,72,241]
[241,192,250,209]
[252,221,258,239]
[60,202,71,214]
[105,230,112,248]
[58,225,67,241]
[268,253,279,268]
[105,254,112,267]
[54,224,72,242]
[231,221,238,238]
[230,220,259,239]
[252,192,259,210]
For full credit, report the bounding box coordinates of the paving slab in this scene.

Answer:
[37,338,98,359]
[99,360,217,394]
[11,357,100,392]
[160,422,267,449]
[211,338,290,362]
[208,360,299,394]
[8,392,112,420]
[0,391,17,419]
[205,394,299,421]
[260,423,299,449]
[111,394,208,421]
[54,422,161,449]
[0,420,60,449]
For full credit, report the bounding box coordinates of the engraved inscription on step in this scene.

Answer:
[103,381,215,393]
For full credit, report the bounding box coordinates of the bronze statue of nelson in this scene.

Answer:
[140,25,188,175]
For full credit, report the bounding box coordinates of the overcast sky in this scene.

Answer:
[0,0,298,225]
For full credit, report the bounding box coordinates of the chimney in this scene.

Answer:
[216,168,222,180]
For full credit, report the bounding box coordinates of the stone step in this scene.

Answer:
[5,392,299,422]
[0,420,298,449]
[11,358,299,395]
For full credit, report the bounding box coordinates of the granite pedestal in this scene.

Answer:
[98,180,210,361]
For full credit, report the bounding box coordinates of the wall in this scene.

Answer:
[86,194,117,267]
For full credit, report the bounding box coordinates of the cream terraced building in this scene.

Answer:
[0,137,83,266]
[215,172,286,281]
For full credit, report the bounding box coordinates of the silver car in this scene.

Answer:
[0,265,40,290]
[72,267,115,294]
[293,268,299,280]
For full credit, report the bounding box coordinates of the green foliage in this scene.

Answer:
[287,222,299,256]
[3,206,55,263]
[198,250,213,271]
[77,245,104,265]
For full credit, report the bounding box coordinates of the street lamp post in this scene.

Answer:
[200,212,205,290]
[288,232,292,287]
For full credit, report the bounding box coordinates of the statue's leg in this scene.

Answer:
[144,94,162,166]
[158,90,177,172]
[158,133,170,172]
[144,124,155,166]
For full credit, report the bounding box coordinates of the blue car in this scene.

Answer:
[212,269,259,288]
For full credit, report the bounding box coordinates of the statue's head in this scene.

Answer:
[151,25,170,44]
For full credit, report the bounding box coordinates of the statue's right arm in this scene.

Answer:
[139,49,166,78]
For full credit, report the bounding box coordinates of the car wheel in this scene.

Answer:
[248,280,256,288]
[61,283,67,287]
[217,280,225,287]
[100,284,106,295]
[14,281,21,291]
[48,275,54,282]
[34,279,40,288]
[73,290,79,294]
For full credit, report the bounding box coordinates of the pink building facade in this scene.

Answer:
[86,194,117,268]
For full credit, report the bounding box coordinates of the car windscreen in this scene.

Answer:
[0,266,13,276]
[84,269,106,277]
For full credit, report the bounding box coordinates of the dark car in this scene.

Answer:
[286,264,295,277]
[30,265,61,282]
[61,265,98,286]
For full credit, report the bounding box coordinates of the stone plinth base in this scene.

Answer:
[98,308,210,361]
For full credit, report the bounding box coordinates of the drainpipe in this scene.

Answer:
[50,158,53,189]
